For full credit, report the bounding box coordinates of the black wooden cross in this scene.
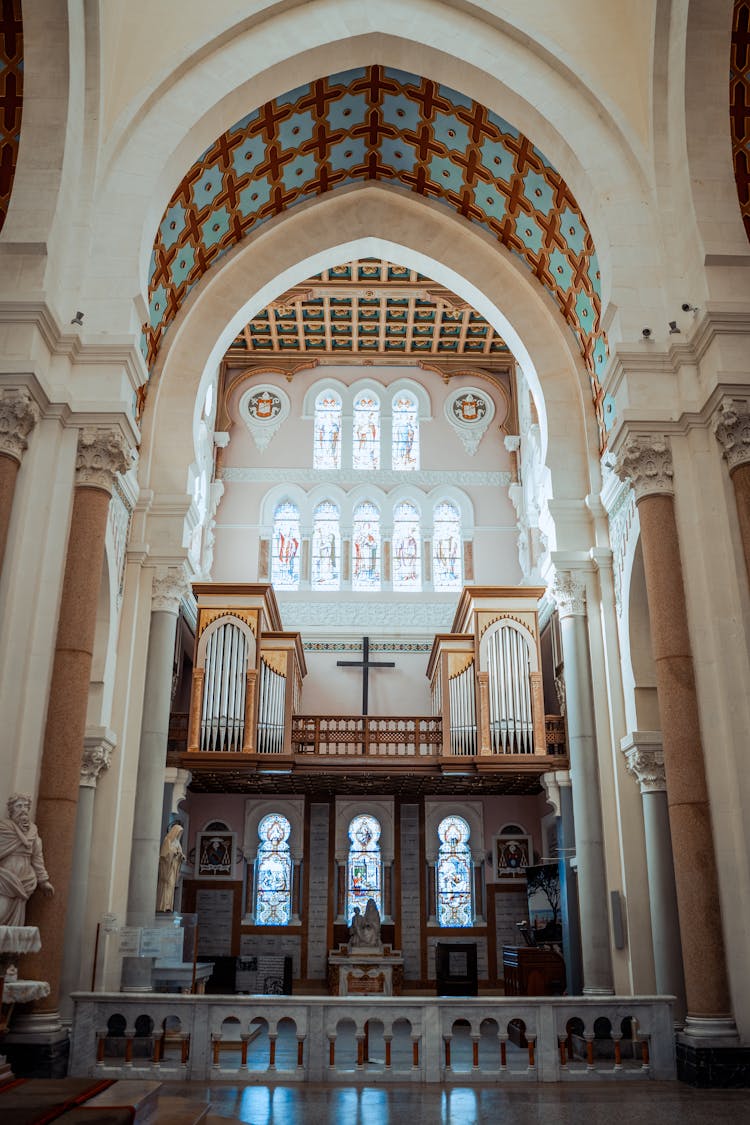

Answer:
[336,636,395,715]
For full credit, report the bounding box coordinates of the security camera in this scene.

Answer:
[642,328,651,338]
[681,302,698,313]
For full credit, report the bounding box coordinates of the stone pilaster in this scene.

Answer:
[614,434,734,1038]
[24,426,131,1018]
[0,387,40,575]
[622,732,685,1020]
[713,396,750,585]
[552,568,613,994]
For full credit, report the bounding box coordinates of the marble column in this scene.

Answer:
[121,566,190,991]
[541,769,583,995]
[621,732,686,1021]
[59,730,115,1021]
[552,571,613,994]
[24,427,131,1018]
[713,396,750,584]
[615,434,735,1038]
[0,387,39,575]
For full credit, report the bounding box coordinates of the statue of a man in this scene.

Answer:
[0,794,54,927]
[156,823,185,913]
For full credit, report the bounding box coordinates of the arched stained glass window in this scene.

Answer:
[311,500,341,590]
[313,391,342,469]
[433,501,462,590]
[392,501,421,591]
[352,501,381,590]
[353,393,380,470]
[347,814,382,921]
[436,815,473,928]
[392,392,419,470]
[255,813,292,926]
[271,501,301,589]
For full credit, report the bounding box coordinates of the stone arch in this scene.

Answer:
[139,187,599,557]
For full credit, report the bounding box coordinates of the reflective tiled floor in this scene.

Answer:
[158,1080,750,1125]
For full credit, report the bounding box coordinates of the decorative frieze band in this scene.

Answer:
[552,570,587,618]
[0,387,40,464]
[75,426,132,493]
[152,566,191,614]
[712,396,750,474]
[80,732,116,788]
[613,434,674,501]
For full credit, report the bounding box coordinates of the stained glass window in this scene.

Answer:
[352,501,381,590]
[436,815,473,927]
[271,501,301,589]
[255,813,292,926]
[433,501,462,590]
[311,500,340,590]
[313,391,342,469]
[347,814,382,920]
[392,501,421,590]
[353,393,380,470]
[392,392,420,470]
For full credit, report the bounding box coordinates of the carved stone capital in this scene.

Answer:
[0,387,40,464]
[80,732,116,788]
[712,396,750,473]
[152,566,191,613]
[541,769,571,817]
[552,570,587,618]
[75,426,132,493]
[623,743,666,794]
[613,434,674,501]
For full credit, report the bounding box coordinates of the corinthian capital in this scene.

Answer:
[623,743,666,794]
[552,569,587,618]
[0,387,40,463]
[613,434,674,501]
[80,732,116,788]
[152,566,191,613]
[712,396,750,473]
[75,427,132,493]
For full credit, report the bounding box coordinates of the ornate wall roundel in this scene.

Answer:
[445,387,496,455]
[239,384,290,451]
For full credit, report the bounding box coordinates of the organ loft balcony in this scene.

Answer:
[167,584,568,797]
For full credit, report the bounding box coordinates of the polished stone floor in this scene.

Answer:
[158,1080,750,1124]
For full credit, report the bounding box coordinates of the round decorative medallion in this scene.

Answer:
[445,386,496,455]
[239,384,290,451]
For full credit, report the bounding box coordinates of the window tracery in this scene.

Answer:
[352,501,381,590]
[353,393,380,470]
[271,500,301,589]
[311,500,341,590]
[433,501,462,590]
[255,813,292,926]
[392,500,422,590]
[313,390,342,470]
[392,392,419,470]
[347,814,382,920]
[436,815,473,927]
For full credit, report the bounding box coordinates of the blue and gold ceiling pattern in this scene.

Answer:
[0,0,23,234]
[147,66,607,439]
[230,259,510,357]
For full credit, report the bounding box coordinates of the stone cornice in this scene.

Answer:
[76,426,133,493]
[712,396,750,473]
[613,434,674,501]
[0,386,40,463]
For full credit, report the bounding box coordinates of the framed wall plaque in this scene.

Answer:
[196,831,236,880]
[494,833,532,883]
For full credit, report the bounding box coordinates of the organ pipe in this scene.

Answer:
[200,621,248,752]
[486,624,533,755]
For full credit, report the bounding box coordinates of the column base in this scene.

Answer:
[676,1038,750,1088]
[1,1011,69,1078]
[582,986,615,996]
[120,956,155,992]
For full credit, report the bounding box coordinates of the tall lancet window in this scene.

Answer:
[311,500,341,590]
[313,390,342,469]
[392,500,421,590]
[392,392,420,470]
[436,815,473,927]
[352,501,381,590]
[347,814,382,921]
[271,500,301,589]
[433,501,462,590]
[255,813,292,926]
[353,392,380,470]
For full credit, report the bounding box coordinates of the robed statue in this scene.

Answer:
[348,897,382,951]
[0,794,54,927]
[157,824,185,913]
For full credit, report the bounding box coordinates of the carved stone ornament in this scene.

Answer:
[613,434,674,501]
[712,396,750,473]
[152,567,191,614]
[75,426,132,492]
[0,387,40,463]
[552,570,587,618]
[444,386,496,456]
[624,744,666,794]
[80,738,114,788]
[239,384,290,452]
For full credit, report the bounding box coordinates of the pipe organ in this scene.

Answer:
[257,654,286,754]
[200,619,249,752]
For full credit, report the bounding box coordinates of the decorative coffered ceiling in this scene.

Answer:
[227,259,510,361]
[0,1,23,234]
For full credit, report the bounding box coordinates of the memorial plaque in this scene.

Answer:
[435,941,478,996]
[195,888,235,956]
[118,927,141,956]
[306,804,330,978]
[347,972,385,994]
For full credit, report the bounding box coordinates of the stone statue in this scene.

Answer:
[157,824,185,913]
[0,794,54,927]
[348,897,382,950]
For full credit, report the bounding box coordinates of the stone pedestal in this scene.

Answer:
[328,947,404,996]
